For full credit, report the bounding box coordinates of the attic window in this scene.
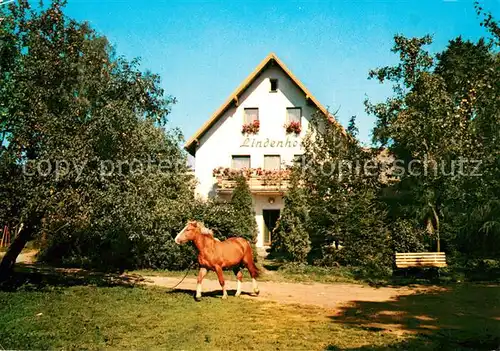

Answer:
[244,108,259,124]
[286,107,302,124]
[270,79,278,92]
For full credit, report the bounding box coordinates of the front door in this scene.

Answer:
[263,209,280,246]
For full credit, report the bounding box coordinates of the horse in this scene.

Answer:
[174,220,260,301]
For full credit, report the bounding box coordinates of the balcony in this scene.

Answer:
[213,167,291,195]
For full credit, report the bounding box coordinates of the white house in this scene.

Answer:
[185,53,341,248]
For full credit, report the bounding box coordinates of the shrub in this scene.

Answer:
[391,219,426,253]
[39,183,197,271]
[299,113,393,272]
[230,176,258,243]
[270,176,310,262]
[192,198,255,243]
[39,194,260,271]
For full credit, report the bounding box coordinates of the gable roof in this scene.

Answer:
[185,52,344,155]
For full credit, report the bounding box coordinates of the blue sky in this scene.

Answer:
[64,0,499,145]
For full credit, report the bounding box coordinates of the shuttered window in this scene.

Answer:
[286,107,301,124]
[264,155,281,170]
[244,108,259,124]
[232,156,251,169]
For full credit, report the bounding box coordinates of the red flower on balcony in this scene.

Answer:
[213,167,252,180]
[212,167,291,183]
[284,121,301,135]
[213,167,292,191]
[241,120,260,135]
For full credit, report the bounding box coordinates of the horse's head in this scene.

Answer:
[174,220,213,244]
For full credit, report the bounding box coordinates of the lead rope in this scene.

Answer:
[169,261,196,290]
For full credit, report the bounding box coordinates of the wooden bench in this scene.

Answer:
[395,252,447,268]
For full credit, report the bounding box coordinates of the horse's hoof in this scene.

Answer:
[254,289,260,296]
[222,294,228,300]
[235,292,241,297]
[194,296,202,302]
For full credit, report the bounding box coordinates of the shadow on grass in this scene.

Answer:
[261,261,282,272]
[356,270,445,289]
[326,283,500,350]
[0,263,144,292]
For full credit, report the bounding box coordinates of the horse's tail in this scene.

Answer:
[244,242,260,279]
[246,258,260,278]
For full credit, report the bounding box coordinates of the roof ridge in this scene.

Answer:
[184,53,345,155]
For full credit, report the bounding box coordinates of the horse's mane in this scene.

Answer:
[194,221,220,241]
[195,221,214,236]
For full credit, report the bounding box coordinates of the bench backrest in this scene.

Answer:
[395,252,447,268]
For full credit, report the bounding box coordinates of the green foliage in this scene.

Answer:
[40,193,261,271]
[270,174,311,262]
[230,176,258,243]
[390,219,426,253]
[192,198,255,244]
[0,0,194,274]
[2,0,498,279]
[366,7,500,260]
[300,113,392,272]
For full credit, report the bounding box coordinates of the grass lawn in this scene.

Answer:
[1,269,499,350]
[1,285,401,350]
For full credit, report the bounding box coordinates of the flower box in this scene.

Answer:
[213,167,291,182]
[241,120,260,135]
[284,121,301,135]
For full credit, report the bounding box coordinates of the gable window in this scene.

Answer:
[286,107,302,125]
[244,108,259,124]
[232,155,250,170]
[270,78,278,92]
[264,155,281,170]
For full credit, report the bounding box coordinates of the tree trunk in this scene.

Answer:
[0,226,31,282]
[429,203,441,252]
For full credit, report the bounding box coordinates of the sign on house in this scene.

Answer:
[240,137,301,148]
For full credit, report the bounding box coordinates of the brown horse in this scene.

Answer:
[174,220,259,301]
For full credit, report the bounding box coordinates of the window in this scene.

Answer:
[232,155,250,169]
[286,107,302,124]
[244,108,259,124]
[270,78,278,92]
[293,154,304,167]
[264,155,281,170]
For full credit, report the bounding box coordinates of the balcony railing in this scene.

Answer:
[213,167,291,194]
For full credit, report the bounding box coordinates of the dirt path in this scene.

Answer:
[5,250,443,313]
[16,250,38,264]
[0,249,38,264]
[145,275,443,311]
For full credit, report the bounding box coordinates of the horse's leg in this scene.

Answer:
[195,267,207,301]
[243,252,260,296]
[233,267,243,297]
[214,265,228,299]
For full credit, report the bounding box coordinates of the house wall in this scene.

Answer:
[193,65,316,247]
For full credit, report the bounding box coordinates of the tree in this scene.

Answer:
[0,0,193,279]
[366,3,500,258]
[301,113,391,270]
[230,176,258,244]
[270,172,310,263]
